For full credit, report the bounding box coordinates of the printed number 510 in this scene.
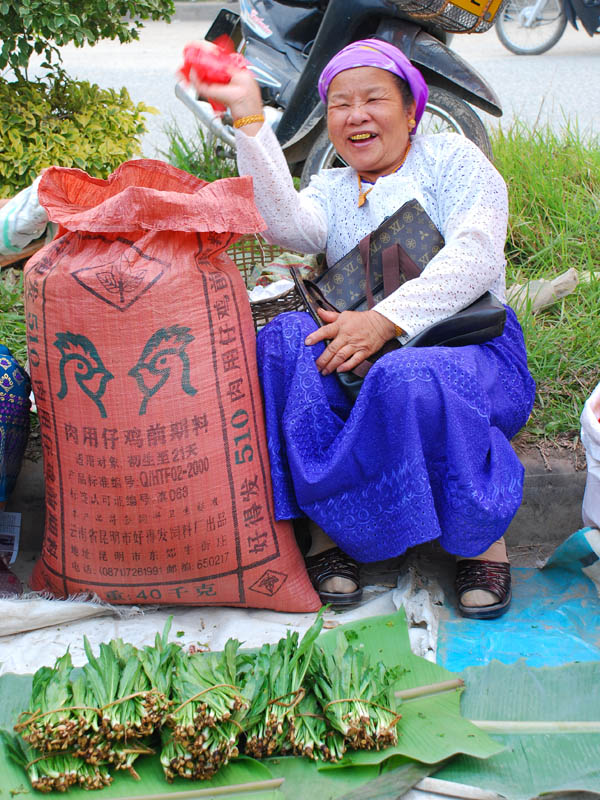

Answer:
[231,408,253,464]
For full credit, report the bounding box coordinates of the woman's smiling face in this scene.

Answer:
[326,66,416,183]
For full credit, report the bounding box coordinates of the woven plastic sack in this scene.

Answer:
[581,380,600,530]
[25,159,320,612]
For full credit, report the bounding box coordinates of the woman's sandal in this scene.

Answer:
[455,559,511,620]
[304,546,363,606]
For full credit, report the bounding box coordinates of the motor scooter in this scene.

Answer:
[495,0,599,54]
[176,0,506,185]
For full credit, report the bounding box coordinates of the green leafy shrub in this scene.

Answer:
[0,74,156,197]
[1,0,174,77]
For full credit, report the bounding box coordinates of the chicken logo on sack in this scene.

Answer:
[54,332,114,418]
[129,326,198,416]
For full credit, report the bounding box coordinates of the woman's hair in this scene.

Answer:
[318,38,429,127]
[392,74,415,112]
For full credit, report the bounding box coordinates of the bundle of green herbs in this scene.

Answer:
[81,637,165,742]
[311,631,403,752]
[15,652,86,753]
[9,624,180,790]
[1,729,112,793]
[243,611,324,759]
[6,614,407,792]
[162,639,249,780]
[73,626,179,771]
[288,688,345,762]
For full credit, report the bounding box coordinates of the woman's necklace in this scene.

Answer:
[357,141,412,208]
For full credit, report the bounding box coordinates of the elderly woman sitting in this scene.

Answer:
[192,39,535,619]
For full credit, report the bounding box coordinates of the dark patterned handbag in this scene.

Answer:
[290,198,506,399]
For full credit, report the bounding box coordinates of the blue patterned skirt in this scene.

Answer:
[256,307,535,562]
[0,345,31,502]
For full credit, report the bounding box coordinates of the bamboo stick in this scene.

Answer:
[395,678,465,701]
[414,777,506,800]
[470,720,600,733]
[107,777,284,800]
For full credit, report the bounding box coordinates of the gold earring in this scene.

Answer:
[408,118,416,131]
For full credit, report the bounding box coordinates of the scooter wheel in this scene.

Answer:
[299,86,493,188]
[495,0,567,55]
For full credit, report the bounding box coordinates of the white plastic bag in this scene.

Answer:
[0,176,48,256]
[580,380,600,529]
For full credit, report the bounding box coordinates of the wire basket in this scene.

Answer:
[389,0,507,33]
[228,235,304,332]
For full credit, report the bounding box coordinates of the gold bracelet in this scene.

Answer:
[232,114,265,129]
[394,325,404,337]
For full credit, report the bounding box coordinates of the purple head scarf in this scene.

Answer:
[318,39,429,129]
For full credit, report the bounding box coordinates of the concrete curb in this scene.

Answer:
[507,452,586,551]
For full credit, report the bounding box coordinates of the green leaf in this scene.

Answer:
[318,612,503,766]
[340,757,435,800]
[266,756,380,800]
[435,660,600,799]
[0,0,173,72]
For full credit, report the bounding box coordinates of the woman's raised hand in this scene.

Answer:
[184,41,264,124]
[305,309,399,376]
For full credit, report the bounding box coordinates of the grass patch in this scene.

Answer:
[159,121,237,182]
[517,275,599,438]
[0,268,27,366]
[492,121,600,440]
[493,121,600,279]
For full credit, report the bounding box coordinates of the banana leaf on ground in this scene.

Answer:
[436,659,600,799]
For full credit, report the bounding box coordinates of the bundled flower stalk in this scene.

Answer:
[311,631,403,752]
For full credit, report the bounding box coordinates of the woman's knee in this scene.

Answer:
[257,311,318,364]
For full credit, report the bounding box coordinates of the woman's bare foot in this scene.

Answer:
[458,537,508,608]
[306,523,358,595]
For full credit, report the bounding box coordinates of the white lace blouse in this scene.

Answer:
[236,123,508,341]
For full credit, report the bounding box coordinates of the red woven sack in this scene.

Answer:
[26,159,320,612]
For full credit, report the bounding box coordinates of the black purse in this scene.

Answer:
[290,199,506,400]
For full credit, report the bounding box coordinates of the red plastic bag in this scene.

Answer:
[178,38,246,112]
[26,159,320,612]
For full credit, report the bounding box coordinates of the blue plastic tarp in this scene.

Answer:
[438,527,600,671]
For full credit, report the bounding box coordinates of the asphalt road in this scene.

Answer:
[32,2,599,158]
